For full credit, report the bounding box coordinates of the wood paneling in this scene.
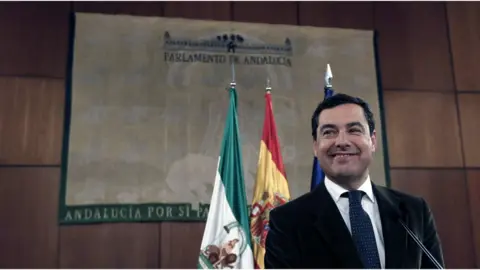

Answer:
[74,2,164,17]
[233,2,298,25]
[59,223,159,268]
[391,169,476,268]
[164,2,231,21]
[0,2,70,78]
[447,2,480,91]
[466,170,480,267]
[0,1,478,269]
[383,91,463,168]
[458,94,480,167]
[299,2,373,29]
[0,77,65,165]
[159,222,205,268]
[0,168,59,268]
[374,2,454,91]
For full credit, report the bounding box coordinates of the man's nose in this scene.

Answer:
[334,131,351,147]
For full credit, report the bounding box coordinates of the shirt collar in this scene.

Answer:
[324,175,375,203]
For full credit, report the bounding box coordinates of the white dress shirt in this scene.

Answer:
[324,176,385,269]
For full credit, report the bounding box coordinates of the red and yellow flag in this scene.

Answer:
[250,90,291,269]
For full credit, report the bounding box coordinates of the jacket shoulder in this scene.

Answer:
[269,191,316,227]
[376,185,428,210]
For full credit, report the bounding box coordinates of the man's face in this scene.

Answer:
[313,103,376,180]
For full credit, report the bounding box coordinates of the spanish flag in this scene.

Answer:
[250,89,291,269]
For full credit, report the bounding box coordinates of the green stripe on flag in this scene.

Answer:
[218,86,253,249]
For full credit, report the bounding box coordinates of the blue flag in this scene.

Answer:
[310,88,334,191]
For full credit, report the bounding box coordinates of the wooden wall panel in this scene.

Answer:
[164,2,231,21]
[0,77,65,165]
[59,223,159,268]
[390,169,476,268]
[74,2,164,17]
[383,91,463,168]
[374,2,454,91]
[466,170,480,267]
[0,168,59,268]
[299,2,373,29]
[447,2,480,91]
[0,2,70,78]
[159,222,205,268]
[233,2,298,25]
[458,94,480,167]
[0,1,477,269]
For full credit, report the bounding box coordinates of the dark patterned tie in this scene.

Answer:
[344,190,381,269]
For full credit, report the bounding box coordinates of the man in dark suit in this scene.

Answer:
[264,93,444,269]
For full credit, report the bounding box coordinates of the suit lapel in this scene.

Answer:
[373,185,408,269]
[311,183,364,268]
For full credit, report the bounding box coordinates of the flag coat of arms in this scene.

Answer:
[198,85,254,269]
[250,90,291,269]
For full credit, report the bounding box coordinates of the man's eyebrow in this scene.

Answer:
[346,122,363,128]
[319,122,365,130]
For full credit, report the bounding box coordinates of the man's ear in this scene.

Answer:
[313,140,319,157]
[370,130,377,152]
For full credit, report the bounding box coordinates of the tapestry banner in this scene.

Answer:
[59,13,387,224]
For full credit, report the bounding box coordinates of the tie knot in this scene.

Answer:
[342,190,365,204]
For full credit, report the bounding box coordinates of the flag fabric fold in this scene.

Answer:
[310,156,325,191]
[250,91,291,269]
[310,87,335,191]
[198,86,254,269]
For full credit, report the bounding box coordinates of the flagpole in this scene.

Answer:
[310,63,335,191]
[266,78,271,93]
[230,55,236,89]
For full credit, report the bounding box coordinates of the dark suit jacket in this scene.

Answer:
[264,181,445,269]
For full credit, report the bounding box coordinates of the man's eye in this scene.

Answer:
[349,128,362,133]
[323,130,334,135]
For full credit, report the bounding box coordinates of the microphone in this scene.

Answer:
[397,203,444,269]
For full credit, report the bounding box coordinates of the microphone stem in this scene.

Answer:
[399,220,443,269]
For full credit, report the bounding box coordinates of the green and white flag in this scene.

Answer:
[198,85,254,269]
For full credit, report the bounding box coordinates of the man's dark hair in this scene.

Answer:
[311,93,375,140]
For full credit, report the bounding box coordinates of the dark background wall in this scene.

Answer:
[0,1,478,268]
